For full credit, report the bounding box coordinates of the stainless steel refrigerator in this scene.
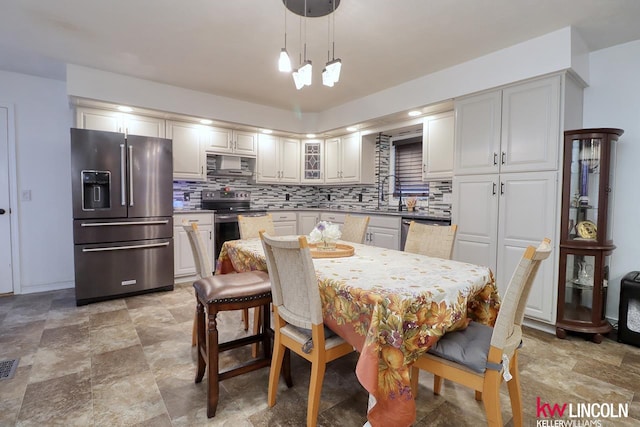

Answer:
[70,128,174,305]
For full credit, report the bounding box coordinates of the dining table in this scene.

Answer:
[216,238,500,427]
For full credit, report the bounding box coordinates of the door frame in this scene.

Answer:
[1,102,21,294]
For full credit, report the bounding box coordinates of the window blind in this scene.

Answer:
[393,138,429,197]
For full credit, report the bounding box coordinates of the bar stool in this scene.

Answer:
[193,272,273,418]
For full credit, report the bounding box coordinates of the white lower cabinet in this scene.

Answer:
[364,215,401,250]
[452,171,558,322]
[173,213,215,282]
[272,211,298,236]
[298,212,320,235]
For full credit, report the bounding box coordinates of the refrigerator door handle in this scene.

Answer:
[80,220,170,227]
[120,144,126,206]
[82,241,170,253]
[128,145,134,206]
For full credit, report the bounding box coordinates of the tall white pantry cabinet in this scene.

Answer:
[452,73,584,325]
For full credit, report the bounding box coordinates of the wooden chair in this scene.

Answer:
[238,213,275,239]
[403,222,458,259]
[260,232,355,427]
[340,214,370,244]
[410,238,552,427]
[184,221,275,418]
[182,222,213,346]
[236,213,276,333]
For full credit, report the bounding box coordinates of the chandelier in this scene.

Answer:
[278,0,342,89]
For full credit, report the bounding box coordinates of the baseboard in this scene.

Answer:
[522,317,556,335]
[18,280,74,295]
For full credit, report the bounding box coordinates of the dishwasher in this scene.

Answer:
[400,217,451,251]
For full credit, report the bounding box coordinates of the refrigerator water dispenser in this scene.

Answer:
[81,170,111,210]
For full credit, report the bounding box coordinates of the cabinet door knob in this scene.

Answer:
[493,153,498,165]
[492,183,497,195]
[0,208,5,215]
[501,151,506,165]
[500,182,505,195]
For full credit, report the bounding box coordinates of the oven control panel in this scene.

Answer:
[202,190,251,201]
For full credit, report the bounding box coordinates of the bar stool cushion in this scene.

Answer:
[194,271,271,304]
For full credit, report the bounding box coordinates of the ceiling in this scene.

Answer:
[1,0,640,114]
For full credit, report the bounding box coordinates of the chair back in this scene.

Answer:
[404,222,458,259]
[238,214,275,239]
[182,222,213,279]
[490,238,552,355]
[260,232,323,329]
[341,214,370,244]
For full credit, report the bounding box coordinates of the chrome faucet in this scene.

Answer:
[380,174,403,211]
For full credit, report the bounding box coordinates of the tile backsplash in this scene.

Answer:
[173,138,451,218]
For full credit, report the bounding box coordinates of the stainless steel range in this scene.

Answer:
[201,190,266,261]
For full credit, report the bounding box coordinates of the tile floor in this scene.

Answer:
[1,284,639,426]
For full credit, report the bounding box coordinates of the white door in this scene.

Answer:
[256,134,279,182]
[340,133,360,182]
[0,106,13,293]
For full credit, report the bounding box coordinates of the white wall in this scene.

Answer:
[0,70,74,293]
[583,39,640,320]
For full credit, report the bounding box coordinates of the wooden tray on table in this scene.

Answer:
[308,243,355,258]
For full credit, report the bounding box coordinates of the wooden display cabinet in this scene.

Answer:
[556,128,624,343]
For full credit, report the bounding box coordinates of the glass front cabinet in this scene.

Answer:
[556,128,624,343]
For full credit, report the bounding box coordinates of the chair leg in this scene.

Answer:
[433,375,443,395]
[268,335,286,407]
[191,309,197,347]
[282,348,293,388]
[252,306,262,358]
[206,306,220,418]
[242,308,249,331]
[482,371,503,427]
[307,360,326,427]
[195,301,206,383]
[410,366,420,398]
[507,352,523,427]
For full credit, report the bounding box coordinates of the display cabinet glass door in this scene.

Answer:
[566,138,601,242]
[302,141,323,183]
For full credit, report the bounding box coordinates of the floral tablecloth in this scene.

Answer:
[216,239,500,427]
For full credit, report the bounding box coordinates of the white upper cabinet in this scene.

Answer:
[166,120,206,181]
[76,107,165,138]
[422,111,454,180]
[203,128,257,157]
[256,134,300,183]
[454,75,560,175]
[324,133,374,185]
[453,91,502,175]
[500,77,560,173]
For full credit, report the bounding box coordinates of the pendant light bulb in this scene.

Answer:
[292,68,305,90]
[300,60,312,86]
[278,48,292,72]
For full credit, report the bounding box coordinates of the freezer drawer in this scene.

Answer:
[74,238,174,305]
[73,217,173,244]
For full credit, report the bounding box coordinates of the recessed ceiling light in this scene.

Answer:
[262,129,273,134]
[200,119,213,125]
[346,126,358,132]
[306,134,316,138]
[408,110,422,117]
[117,106,133,112]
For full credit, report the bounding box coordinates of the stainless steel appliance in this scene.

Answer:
[201,190,266,261]
[400,217,451,251]
[71,128,174,305]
